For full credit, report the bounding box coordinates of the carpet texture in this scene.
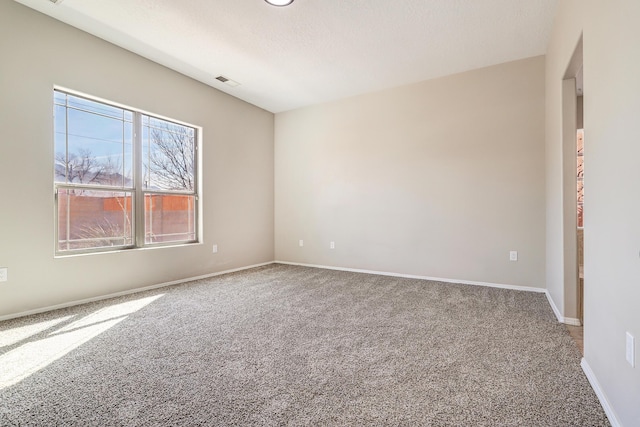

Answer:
[0,264,609,426]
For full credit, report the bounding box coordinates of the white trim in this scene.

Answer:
[564,317,582,326]
[581,358,622,427]
[545,290,564,322]
[275,261,546,293]
[0,262,275,322]
[544,290,582,325]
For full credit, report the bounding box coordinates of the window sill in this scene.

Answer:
[54,241,202,259]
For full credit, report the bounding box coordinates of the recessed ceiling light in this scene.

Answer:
[265,0,294,6]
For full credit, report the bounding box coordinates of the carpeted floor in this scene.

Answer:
[0,264,609,426]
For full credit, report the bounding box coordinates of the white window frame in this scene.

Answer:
[53,88,200,255]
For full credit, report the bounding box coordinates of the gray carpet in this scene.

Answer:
[0,264,609,426]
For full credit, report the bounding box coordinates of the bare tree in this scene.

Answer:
[56,148,107,185]
[148,124,194,191]
[56,149,128,189]
[56,124,194,192]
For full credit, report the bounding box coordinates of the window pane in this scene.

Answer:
[147,116,195,137]
[123,122,134,186]
[54,91,67,105]
[145,194,196,244]
[57,188,133,251]
[54,93,134,189]
[67,95,126,120]
[577,129,584,228]
[142,116,195,192]
[577,203,584,228]
[65,108,130,186]
[53,90,199,253]
[577,155,584,178]
[54,104,67,183]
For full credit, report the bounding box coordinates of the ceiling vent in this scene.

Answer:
[215,75,241,88]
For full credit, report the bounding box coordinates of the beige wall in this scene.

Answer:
[546,0,640,424]
[275,56,546,289]
[5,0,638,422]
[0,1,274,318]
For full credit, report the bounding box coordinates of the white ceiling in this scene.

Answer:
[15,0,558,113]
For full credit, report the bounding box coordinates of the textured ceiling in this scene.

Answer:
[15,0,558,113]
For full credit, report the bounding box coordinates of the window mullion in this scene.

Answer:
[134,112,144,247]
[64,97,71,251]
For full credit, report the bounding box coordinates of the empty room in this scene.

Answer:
[0,0,638,426]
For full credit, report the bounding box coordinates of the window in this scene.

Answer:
[576,129,584,228]
[54,89,198,254]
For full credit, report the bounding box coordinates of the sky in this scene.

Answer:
[54,91,194,190]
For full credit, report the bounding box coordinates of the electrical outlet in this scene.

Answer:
[212,244,218,254]
[0,268,7,282]
[299,240,304,247]
[627,332,635,368]
[509,251,518,261]
[330,241,335,249]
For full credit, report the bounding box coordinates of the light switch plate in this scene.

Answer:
[0,268,7,282]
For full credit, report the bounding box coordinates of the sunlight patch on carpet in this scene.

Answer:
[0,294,164,389]
[0,316,75,348]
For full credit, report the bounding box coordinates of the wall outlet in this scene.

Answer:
[330,241,335,249]
[212,244,218,254]
[0,267,7,282]
[626,332,635,368]
[509,251,518,261]
[299,240,304,247]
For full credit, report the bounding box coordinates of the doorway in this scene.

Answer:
[563,37,584,353]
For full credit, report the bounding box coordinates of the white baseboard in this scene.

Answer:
[275,261,546,293]
[581,358,622,427]
[545,291,564,322]
[0,261,275,322]
[564,317,582,326]
[544,291,582,325]
[4,260,564,327]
